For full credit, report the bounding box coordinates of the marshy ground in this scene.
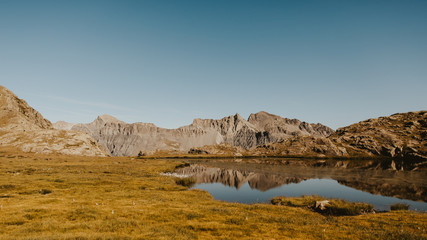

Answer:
[0,149,426,239]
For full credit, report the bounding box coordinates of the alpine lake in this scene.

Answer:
[170,158,427,212]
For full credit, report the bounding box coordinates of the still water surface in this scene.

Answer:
[174,159,427,211]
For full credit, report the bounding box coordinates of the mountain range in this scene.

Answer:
[1,85,425,160]
[53,112,334,156]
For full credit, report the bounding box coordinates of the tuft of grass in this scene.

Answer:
[0,184,15,190]
[39,189,52,195]
[66,208,98,221]
[390,203,410,211]
[175,177,195,187]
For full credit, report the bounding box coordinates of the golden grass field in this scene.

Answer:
[0,147,426,240]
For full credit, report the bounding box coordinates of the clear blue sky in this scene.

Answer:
[1,0,426,129]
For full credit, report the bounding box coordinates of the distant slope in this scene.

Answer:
[52,121,77,130]
[0,85,109,156]
[59,112,334,156]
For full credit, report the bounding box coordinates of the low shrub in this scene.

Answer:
[319,199,373,216]
[175,177,195,187]
[390,203,410,211]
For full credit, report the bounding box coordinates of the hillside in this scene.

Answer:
[0,85,109,156]
[330,111,427,159]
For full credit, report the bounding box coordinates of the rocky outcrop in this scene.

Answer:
[62,112,334,156]
[0,85,109,157]
[253,136,349,157]
[329,111,427,159]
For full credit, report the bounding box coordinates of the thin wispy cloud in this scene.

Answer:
[36,105,100,119]
[34,94,136,112]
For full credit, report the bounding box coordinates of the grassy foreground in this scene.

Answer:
[0,150,426,239]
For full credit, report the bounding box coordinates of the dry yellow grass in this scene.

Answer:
[0,147,426,239]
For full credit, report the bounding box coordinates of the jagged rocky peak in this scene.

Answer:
[248,111,282,123]
[192,113,258,132]
[95,114,125,124]
[248,111,334,137]
[0,85,52,130]
[193,113,247,125]
[62,111,337,156]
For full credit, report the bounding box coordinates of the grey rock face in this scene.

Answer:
[71,115,223,156]
[64,112,335,156]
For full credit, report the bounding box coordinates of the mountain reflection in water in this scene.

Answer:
[173,159,427,211]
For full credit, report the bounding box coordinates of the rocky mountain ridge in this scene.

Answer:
[330,111,427,159]
[55,112,334,156]
[0,85,109,156]
[3,85,423,160]
[238,111,426,160]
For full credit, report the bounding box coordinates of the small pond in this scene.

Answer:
[173,159,427,212]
